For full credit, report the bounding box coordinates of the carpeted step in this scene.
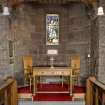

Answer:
[32,93,72,101]
[18,84,85,101]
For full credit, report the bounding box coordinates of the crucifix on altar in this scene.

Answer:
[47,49,58,68]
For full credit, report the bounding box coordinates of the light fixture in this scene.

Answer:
[2,6,10,16]
[97,6,104,16]
[88,54,91,58]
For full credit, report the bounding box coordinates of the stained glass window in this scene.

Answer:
[46,14,59,45]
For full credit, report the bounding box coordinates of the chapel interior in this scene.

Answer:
[0,0,105,105]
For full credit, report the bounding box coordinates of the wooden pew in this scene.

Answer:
[0,78,17,105]
[86,77,105,105]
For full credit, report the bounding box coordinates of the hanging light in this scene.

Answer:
[2,6,10,15]
[97,6,104,16]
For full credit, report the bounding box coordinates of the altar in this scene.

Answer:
[33,67,73,96]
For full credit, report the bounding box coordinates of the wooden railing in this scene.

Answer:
[0,78,17,105]
[86,77,105,105]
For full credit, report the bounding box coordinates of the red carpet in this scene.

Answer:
[37,84,68,91]
[18,86,31,93]
[18,84,85,101]
[32,93,72,101]
[73,85,85,93]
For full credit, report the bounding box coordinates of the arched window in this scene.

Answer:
[46,14,59,45]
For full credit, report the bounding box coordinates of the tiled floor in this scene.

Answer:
[19,101,85,105]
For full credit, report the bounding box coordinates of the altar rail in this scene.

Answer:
[0,78,17,105]
[86,77,105,105]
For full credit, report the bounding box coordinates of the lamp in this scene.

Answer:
[97,6,104,16]
[2,6,10,16]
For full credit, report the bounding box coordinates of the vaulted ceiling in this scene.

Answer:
[7,0,97,6]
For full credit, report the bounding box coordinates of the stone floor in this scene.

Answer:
[19,101,85,105]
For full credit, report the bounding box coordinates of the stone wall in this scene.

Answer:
[0,16,11,79]
[68,3,91,84]
[91,17,99,77]
[0,2,91,85]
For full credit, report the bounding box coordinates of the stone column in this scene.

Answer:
[97,15,105,84]
[0,16,10,79]
[90,1,105,84]
[90,3,99,77]
[93,0,105,84]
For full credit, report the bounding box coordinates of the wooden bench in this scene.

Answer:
[86,77,105,105]
[0,78,17,105]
